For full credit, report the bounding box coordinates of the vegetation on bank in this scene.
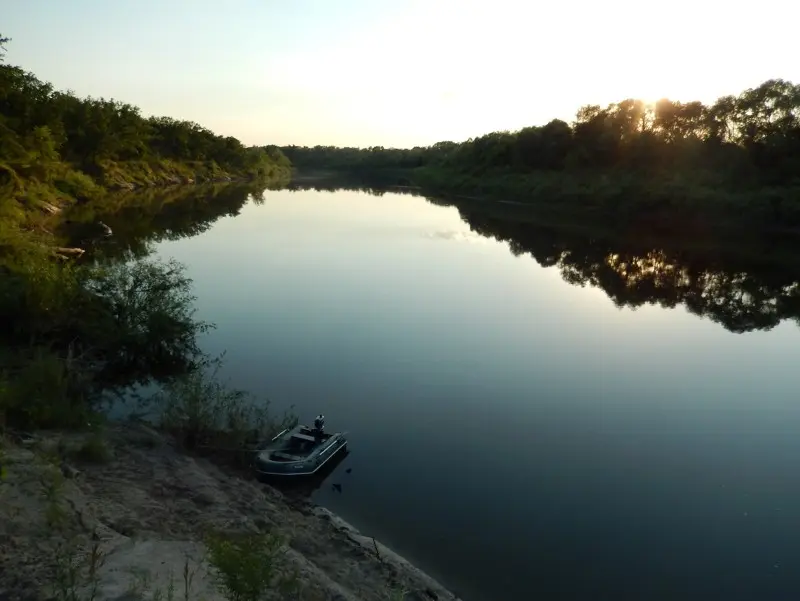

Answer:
[59,181,275,261]
[0,34,291,237]
[281,79,800,227]
[1,35,300,599]
[0,34,291,436]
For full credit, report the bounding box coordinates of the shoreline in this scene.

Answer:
[312,507,461,600]
[0,421,461,601]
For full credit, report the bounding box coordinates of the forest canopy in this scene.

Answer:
[0,33,290,230]
[280,79,800,188]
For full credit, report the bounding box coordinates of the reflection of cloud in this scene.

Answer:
[426,230,488,244]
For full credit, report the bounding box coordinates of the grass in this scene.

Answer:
[42,464,69,529]
[0,347,96,431]
[120,533,299,601]
[72,431,112,464]
[53,539,106,601]
[155,354,297,468]
[204,531,298,601]
[44,530,386,601]
[125,553,201,601]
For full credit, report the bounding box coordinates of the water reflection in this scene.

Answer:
[292,181,800,334]
[69,180,800,334]
[443,201,800,334]
[58,181,273,261]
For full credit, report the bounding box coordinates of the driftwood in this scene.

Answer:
[40,201,62,215]
[54,247,86,259]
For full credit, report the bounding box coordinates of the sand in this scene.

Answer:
[0,423,460,601]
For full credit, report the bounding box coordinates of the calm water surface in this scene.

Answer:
[141,188,800,601]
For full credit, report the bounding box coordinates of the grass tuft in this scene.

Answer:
[204,530,299,601]
[155,354,296,467]
[73,432,111,464]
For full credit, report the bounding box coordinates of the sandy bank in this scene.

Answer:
[0,423,460,601]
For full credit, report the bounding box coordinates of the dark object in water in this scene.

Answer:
[253,415,348,477]
[345,468,352,474]
[98,221,113,237]
[332,483,342,493]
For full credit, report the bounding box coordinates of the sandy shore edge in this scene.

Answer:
[0,423,462,601]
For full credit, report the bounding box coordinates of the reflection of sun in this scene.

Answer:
[605,251,692,288]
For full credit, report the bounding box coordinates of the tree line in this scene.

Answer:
[280,79,800,188]
[0,33,291,227]
[0,34,291,431]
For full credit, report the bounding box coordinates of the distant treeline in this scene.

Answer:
[279,80,800,214]
[0,34,291,231]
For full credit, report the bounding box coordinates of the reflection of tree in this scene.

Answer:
[59,182,270,260]
[280,79,800,188]
[280,181,800,334]
[61,177,800,334]
[286,182,388,197]
[285,178,418,197]
[455,205,800,333]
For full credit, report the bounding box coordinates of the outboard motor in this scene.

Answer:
[314,414,325,433]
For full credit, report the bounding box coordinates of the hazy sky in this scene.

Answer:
[4,0,799,148]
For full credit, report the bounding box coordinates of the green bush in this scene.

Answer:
[205,531,298,601]
[157,355,296,458]
[0,347,91,430]
[0,255,216,430]
[54,169,100,201]
[73,431,111,463]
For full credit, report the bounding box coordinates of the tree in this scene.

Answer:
[0,34,9,63]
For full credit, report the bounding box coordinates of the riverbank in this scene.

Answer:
[0,50,293,240]
[285,164,800,234]
[8,159,290,236]
[0,421,459,601]
[410,166,800,232]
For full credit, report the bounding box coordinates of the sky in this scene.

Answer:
[4,0,799,148]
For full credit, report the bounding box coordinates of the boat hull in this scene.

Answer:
[254,433,348,478]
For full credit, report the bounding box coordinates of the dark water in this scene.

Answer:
[95,185,800,601]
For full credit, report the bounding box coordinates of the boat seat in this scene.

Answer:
[273,452,304,461]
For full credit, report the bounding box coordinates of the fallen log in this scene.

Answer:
[54,246,86,259]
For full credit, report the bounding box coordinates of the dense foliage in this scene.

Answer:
[0,34,293,431]
[281,80,800,218]
[0,34,290,234]
[59,181,272,261]
[0,183,272,431]
[0,251,212,429]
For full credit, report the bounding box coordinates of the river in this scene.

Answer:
[91,183,800,601]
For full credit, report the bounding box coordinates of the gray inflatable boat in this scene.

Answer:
[254,415,348,477]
